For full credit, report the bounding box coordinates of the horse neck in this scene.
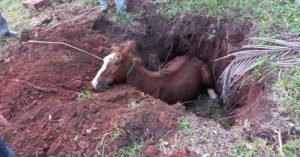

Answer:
[125,56,154,89]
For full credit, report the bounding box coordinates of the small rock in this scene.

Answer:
[86,128,92,134]
[22,0,51,11]
[78,140,89,150]
[29,15,52,27]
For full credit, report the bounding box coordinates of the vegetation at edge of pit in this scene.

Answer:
[0,0,30,56]
[77,0,99,6]
[271,64,300,120]
[177,116,193,135]
[231,139,300,157]
[0,0,30,33]
[119,142,144,157]
[155,0,300,38]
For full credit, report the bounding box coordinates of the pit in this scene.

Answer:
[0,1,268,156]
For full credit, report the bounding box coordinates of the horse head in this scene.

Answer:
[91,41,136,91]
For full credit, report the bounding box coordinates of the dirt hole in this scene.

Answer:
[0,2,260,156]
[91,4,252,127]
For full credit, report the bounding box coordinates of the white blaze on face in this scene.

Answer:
[91,53,117,89]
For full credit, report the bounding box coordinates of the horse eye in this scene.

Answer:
[115,61,121,65]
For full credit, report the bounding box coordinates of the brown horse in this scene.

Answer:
[91,41,217,104]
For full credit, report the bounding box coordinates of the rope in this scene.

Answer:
[28,40,104,61]
[126,61,135,76]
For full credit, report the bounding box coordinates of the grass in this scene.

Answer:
[76,90,91,101]
[271,65,300,119]
[177,117,193,135]
[155,0,300,38]
[231,139,300,157]
[281,140,300,157]
[97,126,125,157]
[62,51,74,62]
[190,95,221,116]
[0,0,30,57]
[119,142,143,157]
[128,99,143,109]
[230,139,272,157]
[0,0,30,34]
[77,0,98,6]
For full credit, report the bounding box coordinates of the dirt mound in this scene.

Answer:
[0,16,188,156]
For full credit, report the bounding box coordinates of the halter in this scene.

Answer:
[126,61,135,77]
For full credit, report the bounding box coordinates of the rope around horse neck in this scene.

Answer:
[28,40,104,61]
[126,61,135,77]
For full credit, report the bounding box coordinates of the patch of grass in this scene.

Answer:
[76,90,91,101]
[271,64,300,119]
[0,0,30,33]
[97,126,125,157]
[116,13,134,23]
[155,0,300,38]
[231,139,273,157]
[177,117,193,135]
[77,0,98,6]
[192,95,221,116]
[231,139,300,157]
[119,142,143,157]
[281,140,300,157]
[62,51,74,62]
[128,99,143,109]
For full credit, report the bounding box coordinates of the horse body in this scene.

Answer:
[92,41,217,104]
[126,56,213,104]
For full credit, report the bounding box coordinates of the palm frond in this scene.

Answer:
[217,37,300,104]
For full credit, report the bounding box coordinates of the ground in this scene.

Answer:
[0,0,299,156]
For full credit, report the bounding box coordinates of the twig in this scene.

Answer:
[275,130,285,157]
[46,7,98,31]
[28,40,104,61]
[216,115,237,121]
[25,81,57,93]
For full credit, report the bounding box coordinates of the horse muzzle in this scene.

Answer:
[93,80,108,91]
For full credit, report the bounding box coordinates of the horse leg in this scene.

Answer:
[207,88,218,99]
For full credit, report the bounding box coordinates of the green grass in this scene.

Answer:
[119,142,143,157]
[77,90,91,101]
[271,65,300,119]
[231,139,300,157]
[231,139,272,157]
[281,140,300,157]
[97,126,125,157]
[77,0,98,6]
[0,0,30,33]
[192,95,221,116]
[155,0,300,38]
[177,117,193,135]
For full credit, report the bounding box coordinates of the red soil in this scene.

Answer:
[0,23,184,156]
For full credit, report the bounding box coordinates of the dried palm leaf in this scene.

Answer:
[217,37,300,104]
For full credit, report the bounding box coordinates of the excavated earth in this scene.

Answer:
[0,0,288,156]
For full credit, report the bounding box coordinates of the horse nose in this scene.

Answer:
[95,80,107,91]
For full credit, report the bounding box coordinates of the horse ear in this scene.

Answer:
[133,57,142,64]
[120,41,135,57]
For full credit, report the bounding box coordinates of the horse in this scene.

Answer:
[91,41,217,104]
